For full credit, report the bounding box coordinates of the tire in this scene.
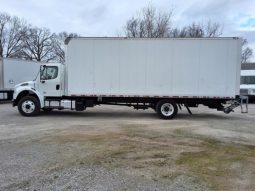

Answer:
[18,96,41,116]
[156,100,178,119]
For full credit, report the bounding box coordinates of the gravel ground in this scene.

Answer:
[0,103,255,191]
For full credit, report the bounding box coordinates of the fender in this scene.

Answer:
[13,86,45,108]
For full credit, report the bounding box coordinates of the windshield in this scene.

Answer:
[241,76,255,85]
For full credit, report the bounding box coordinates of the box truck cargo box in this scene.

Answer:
[240,69,255,101]
[0,58,40,101]
[66,38,241,98]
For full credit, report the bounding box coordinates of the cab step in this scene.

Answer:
[43,106,64,110]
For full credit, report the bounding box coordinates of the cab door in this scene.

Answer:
[38,64,63,97]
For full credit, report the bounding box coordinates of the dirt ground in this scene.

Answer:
[0,103,255,191]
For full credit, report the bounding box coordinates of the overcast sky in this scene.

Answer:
[0,0,254,61]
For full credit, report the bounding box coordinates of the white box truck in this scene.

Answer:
[0,58,40,101]
[12,37,246,119]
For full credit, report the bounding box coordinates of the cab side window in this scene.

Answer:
[41,66,58,80]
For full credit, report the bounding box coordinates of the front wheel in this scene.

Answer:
[18,96,41,116]
[156,100,178,119]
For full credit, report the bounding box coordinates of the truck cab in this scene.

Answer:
[13,63,64,116]
[38,64,64,97]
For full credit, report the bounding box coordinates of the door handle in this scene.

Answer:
[56,84,60,90]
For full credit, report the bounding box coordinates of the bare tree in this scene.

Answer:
[204,20,223,37]
[5,17,28,58]
[0,11,81,62]
[170,21,222,38]
[0,13,28,58]
[0,13,11,57]
[124,5,172,38]
[21,29,79,63]
[171,27,188,38]
[53,32,79,63]
[124,6,223,39]
[21,27,56,62]
[241,39,253,64]
[125,17,139,37]
[186,22,204,37]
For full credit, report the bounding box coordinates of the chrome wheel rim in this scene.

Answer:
[21,100,35,114]
[161,103,174,116]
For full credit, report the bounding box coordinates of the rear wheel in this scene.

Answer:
[156,100,178,119]
[18,96,40,116]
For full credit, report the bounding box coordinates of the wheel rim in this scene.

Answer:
[21,100,35,114]
[161,103,174,116]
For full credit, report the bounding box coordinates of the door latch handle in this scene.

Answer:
[56,84,60,90]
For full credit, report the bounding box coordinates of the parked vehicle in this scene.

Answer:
[240,69,255,101]
[12,37,247,119]
[0,58,40,101]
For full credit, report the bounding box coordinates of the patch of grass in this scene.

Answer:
[176,137,255,190]
[74,130,180,180]
[173,128,187,136]
[41,126,255,190]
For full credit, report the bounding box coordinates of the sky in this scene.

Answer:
[0,0,254,61]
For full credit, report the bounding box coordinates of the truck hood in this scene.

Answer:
[15,81,35,89]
